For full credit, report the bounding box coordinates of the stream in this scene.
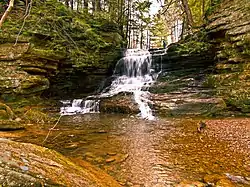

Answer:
[3,114,250,186]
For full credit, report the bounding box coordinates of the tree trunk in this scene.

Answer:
[65,0,69,7]
[96,0,101,11]
[202,0,205,18]
[70,0,74,9]
[180,17,185,39]
[125,0,131,46]
[0,0,15,29]
[140,24,143,49]
[76,0,80,12]
[119,0,125,38]
[92,0,96,12]
[84,0,88,10]
[181,0,193,27]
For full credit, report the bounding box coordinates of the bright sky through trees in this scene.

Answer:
[150,0,162,15]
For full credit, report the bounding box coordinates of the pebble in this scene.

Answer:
[97,130,107,133]
[106,157,115,163]
[107,152,117,156]
[20,165,29,171]
[15,118,22,122]
[84,152,95,158]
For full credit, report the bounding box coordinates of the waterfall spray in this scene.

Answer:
[60,49,165,120]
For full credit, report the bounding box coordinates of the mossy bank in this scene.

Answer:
[0,0,124,123]
[151,0,250,117]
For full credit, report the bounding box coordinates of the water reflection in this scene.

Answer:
[7,114,250,186]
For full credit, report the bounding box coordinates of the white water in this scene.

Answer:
[60,49,164,120]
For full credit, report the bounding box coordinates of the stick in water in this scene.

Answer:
[42,115,62,144]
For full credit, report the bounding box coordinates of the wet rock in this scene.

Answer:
[117,153,129,163]
[96,130,108,133]
[100,93,139,114]
[105,153,129,164]
[0,138,121,187]
[14,117,22,122]
[215,178,236,187]
[107,152,117,156]
[244,161,250,172]
[176,180,206,187]
[64,142,79,149]
[225,173,250,185]
[94,156,104,163]
[84,152,96,158]
[106,157,116,163]
[0,120,25,131]
[152,92,226,117]
[203,173,226,184]
[0,167,53,187]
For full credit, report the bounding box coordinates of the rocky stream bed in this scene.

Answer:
[0,114,249,186]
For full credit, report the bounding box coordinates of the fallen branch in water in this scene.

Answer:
[42,115,62,144]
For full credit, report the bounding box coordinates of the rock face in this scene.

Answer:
[150,0,250,116]
[149,35,220,116]
[0,138,121,187]
[0,0,123,114]
[205,0,250,113]
[0,43,55,96]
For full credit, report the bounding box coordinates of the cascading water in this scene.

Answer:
[60,49,163,120]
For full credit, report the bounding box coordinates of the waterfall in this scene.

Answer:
[60,99,99,115]
[60,49,163,120]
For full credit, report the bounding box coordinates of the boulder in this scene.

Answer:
[100,93,140,114]
[0,138,121,187]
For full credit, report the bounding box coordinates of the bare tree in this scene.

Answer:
[70,0,74,9]
[0,0,15,29]
[96,0,101,11]
[84,0,89,10]
[181,0,193,27]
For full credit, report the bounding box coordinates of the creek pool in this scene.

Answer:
[8,114,250,186]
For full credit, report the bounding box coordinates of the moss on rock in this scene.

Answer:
[0,0,123,115]
[0,138,121,186]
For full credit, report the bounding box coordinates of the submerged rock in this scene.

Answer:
[0,138,121,187]
[215,178,236,187]
[203,173,227,184]
[176,180,206,187]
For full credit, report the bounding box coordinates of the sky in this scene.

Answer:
[149,0,162,15]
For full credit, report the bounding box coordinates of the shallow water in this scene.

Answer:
[5,114,250,186]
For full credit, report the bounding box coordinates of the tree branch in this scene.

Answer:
[14,0,33,46]
[0,0,15,29]
[161,0,176,15]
